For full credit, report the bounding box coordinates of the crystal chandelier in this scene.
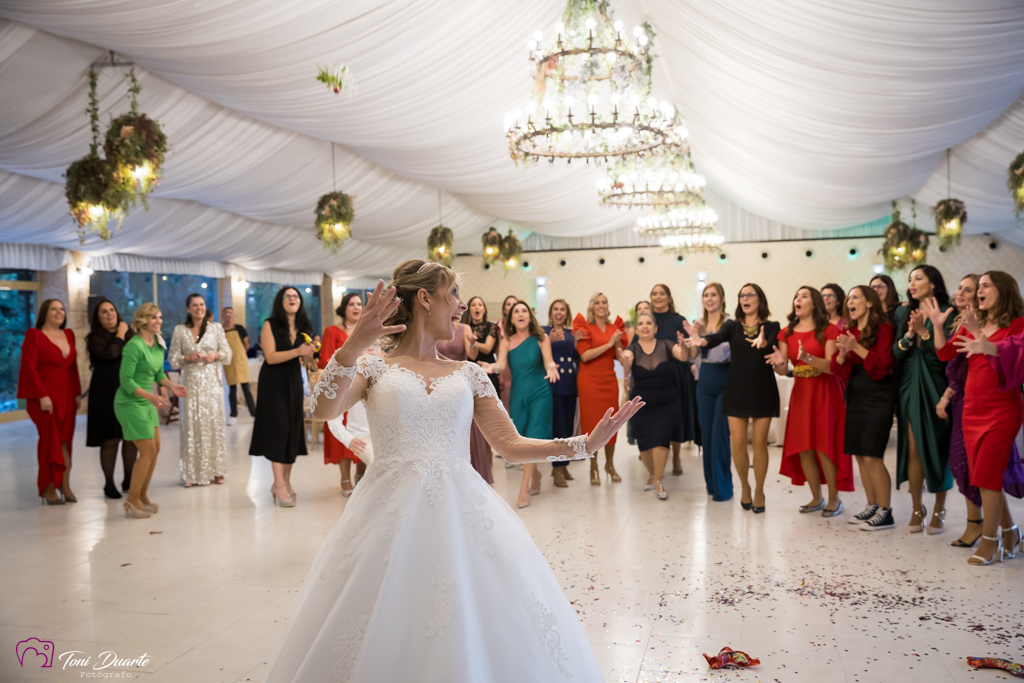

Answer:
[635,204,723,254]
[597,147,705,208]
[505,0,683,166]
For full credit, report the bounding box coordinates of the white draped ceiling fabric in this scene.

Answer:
[0,1,1022,281]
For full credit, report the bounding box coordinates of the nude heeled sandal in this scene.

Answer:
[967,535,1003,566]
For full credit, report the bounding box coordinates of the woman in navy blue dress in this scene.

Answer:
[544,299,583,488]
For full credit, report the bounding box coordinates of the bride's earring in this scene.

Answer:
[428,308,431,316]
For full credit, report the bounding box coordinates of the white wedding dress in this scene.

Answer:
[264,355,604,683]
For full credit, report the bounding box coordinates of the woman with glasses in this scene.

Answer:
[685,284,779,512]
[822,284,846,332]
[249,287,316,507]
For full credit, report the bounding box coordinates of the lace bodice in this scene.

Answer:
[312,355,589,465]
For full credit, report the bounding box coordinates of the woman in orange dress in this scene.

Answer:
[18,299,82,505]
[575,292,627,486]
[767,286,852,517]
[319,291,363,496]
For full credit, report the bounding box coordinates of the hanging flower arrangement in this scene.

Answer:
[428,225,454,267]
[315,63,356,98]
[879,201,928,271]
[64,70,123,242]
[481,227,502,266]
[103,69,168,212]
[932,198,966,250]
[314,191,355,253]
[499,229,522,270]
[1007,150,1024,217]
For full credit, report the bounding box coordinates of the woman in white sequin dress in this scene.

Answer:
[263,260,642,683]
[168,294,231,486]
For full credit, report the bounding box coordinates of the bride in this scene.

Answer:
[264,260,643,683]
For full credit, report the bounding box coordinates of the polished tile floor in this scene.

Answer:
[1,415,1022,682]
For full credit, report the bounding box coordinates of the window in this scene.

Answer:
[245,283,321,350]
[156,273,219,330]
[89,271,154,324]
[0,270,39,413]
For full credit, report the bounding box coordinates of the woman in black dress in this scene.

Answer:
[686,283,780,512]
[831,286,897,530]
[621,312,688,500]
[649,284,698,476]
[462,296,500,393]
[86,298,138,499]
[249,287,315,507]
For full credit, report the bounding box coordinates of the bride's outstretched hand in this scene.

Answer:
[337,280,405,361]
[585,397,645,454]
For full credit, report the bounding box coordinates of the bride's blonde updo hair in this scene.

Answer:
[381,259,459,351]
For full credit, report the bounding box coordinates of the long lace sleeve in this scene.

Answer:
[464,363,590,463]
[168,326,186,371]
[310,354,383,420]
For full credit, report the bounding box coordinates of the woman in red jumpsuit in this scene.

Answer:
[319,292,363,496]
[574,293,627,486]
[936,271,1024,565]
[18,299,82,504]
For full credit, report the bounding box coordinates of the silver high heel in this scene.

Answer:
[908,504,926,533]
[340,478,353,498]
[968,535,1003,566]
[271,484,296,507]
[644,476,655,492]
[926,509,946,535]
[123,501,151,519]
[655,481,668,501]
[1002,525,1022,559]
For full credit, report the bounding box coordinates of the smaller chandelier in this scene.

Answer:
[658,229,725,254]
[597,147,705,208]
[636,206,718,232]
[505,1,682,165]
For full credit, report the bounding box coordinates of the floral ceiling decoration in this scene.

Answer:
[597,146,705,209]
[315,63,356,97]
[428,190,454,267]
[880,200,928,271]
[314,144,355,253]
[103,67,168,214]
[1007,150,1024,218]
[505,0,683,166]
[499,229,522,270]
[931,151,965,252]
[64,68,123,242]
[481,227,503,267]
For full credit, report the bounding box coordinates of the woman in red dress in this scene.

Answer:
[936,271,1024,565]
[767,286,851,516]
[18,299,82,505]
[575,292,627,486]
[319,292,363,496]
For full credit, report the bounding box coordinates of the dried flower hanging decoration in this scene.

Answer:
[314,144,355,252]
[481,227,503,267]
[1007,150,1024,217]
[315,63,357,98]
[103,68,168,213]
[880,200,928,271]
[499,229,522,271]
[931,150,965,252]
[428,190,454,267]
[64,69,123,242]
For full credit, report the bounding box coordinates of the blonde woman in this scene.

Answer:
[169,293,232,487]
[574,292,627,485]
[114,304,188,518]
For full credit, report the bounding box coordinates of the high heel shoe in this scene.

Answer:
[1002,525,1022,559]
[644,476,655,492]
[654,481,668,501]
[517,493,530,509]
[39,493,65,506]
[528,473,541,496]
[59,487,77,503]
[271,484,296,507]
[604,464,621,483]
[951,518,984,548]
[590,462,601,486]
[563,469,574,481]
[142,501,159,514]
[340,478,353,498]
[123,501,151,518]
[752,492,766,514]
[908,504,926,533]
[740,500,752,511]
[103,482,122,499]
[925,509,946,535]
[968,535,1003,566]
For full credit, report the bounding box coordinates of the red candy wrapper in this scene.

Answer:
[967,657,1024,678]
[704,647,760,669]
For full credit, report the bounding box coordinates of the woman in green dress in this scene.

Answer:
[892,266,955,534]
[480,301,559,509]
[114,303,188,519]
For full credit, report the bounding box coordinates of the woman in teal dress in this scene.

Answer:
[114,303,188,519]
[480,301,559,509]
[892,266,955,534]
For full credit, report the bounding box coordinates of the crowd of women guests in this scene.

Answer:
[16,267,1024,565]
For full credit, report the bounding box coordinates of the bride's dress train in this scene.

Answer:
[264,355,603,682]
